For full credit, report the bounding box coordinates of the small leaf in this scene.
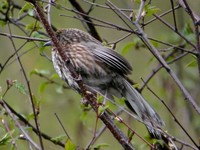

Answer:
[31,31,44,38]
[181,23,195,41]
[13,80,27,95]
[25,22,42,32]
[127,129,134,139]
[132,83,140,89]
[32,94,40,111]
[80,111,88,122]
[0,0,8,10]
[122,38,144,54]
[27,9,34,16]
[65,139,76,150]
[121,42,135,55]
[26,113,35,121]
[0,20,6,27]
[56,85,63,94]
[145,135,165,148]
[92,143,109,150]
[185,60,197,68]
[147,56,156,65]
[98,105,109,115]
[30,69,50,76]
[39,82,49,93]
[97,94,104,104]
[50,73,60,79]
[0,131,14,145]
[182,23,194,35]
[51,135,67,143]
[18,2,33,17]
[135,0,141,3]
[144,5,160,17]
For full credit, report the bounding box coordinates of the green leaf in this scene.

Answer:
[0,0,8,10]
[135,0,141,4]
[127,129,134,139]
[18,2,33,17]
[132,83,140,89]
[27,9,34,16]
[30,69,50,76]
[39,82,49,93]
[50,73,60,80]
[145,135,165,148]
[0,131,14,145]
[122,38,144,54]
[185,59,197,68]
[147,56,156,65]
[98,105,109,115]
[113,96,125,105]
[121,42,135,55]
[181,23,195,41]
[97,94,104,104]
[56,85,63,94]
[26,113,35,121]
[31,31,44,38]
[25,22,42,32]
[92,143,109,150]
[182,23,194,35]
[144,5,160,17]
[13,80,27,95]
[51,135,67,143]
[0,20,6,27]
[65,139,76,150]
[32,94,40,110]
[80,111,88,122]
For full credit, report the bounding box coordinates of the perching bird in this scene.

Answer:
[45,28,164,138]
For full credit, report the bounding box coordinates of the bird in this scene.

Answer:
[44,28,164,138]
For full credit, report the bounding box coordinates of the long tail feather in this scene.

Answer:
[122,78,164,138]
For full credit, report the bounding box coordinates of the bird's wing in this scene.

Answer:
[89,42,132,75]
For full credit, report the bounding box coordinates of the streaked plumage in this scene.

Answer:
[49,28,164,138]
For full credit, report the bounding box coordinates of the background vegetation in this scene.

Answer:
[0,0,200,149]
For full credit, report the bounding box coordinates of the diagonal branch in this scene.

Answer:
[25,0,135,149]
[68,0,102,41]
[105,0,200,115]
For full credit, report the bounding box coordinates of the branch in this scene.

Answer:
[105,0,200,115]
[0,99,65,148]
[7,23,44,150]
[0,100,41,150]
[177,0,200,77]
[68,0,102,41]
[25,0,135,149]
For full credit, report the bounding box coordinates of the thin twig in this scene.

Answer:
[7,23,44,150]
[54,113,71,140]
[0,32,48,42]
[143,80,199,149]
[153,14,195,48]
[179,0,200,77]
[68,0,102,41]
[0,100,41,150]
[0,99,65,147]
[135,0,145,23]
[105,0,200,115]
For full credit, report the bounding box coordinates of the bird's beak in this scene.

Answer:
[44,40,53,47]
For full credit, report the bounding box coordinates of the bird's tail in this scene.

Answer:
[122,78,164,138]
